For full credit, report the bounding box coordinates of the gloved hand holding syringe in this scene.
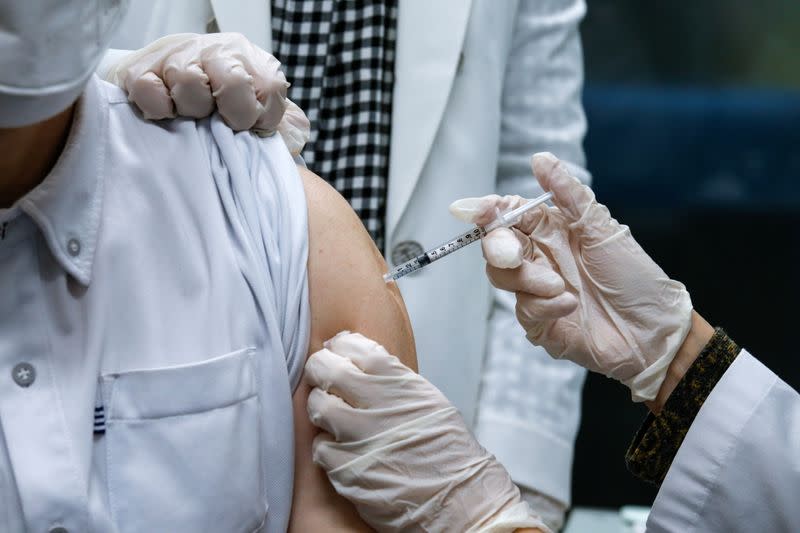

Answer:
[383,191,554,282]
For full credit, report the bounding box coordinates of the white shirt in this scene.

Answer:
[0,76,309,533]
[649,350,800,532]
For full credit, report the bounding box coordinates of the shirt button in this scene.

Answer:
[49,527,69,533]
[67,238,81,257]
[12,362,36,387]
[391,240,425,266]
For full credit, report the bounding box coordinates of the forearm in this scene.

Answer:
[646,310,715,414]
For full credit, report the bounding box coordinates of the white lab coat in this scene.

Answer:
[648,350,800,532]
[109,0,590,507]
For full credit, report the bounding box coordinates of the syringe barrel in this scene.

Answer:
[425,226,485,262]
[383,191,554,283]
[383,226,484,282]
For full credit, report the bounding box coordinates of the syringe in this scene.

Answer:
[383,191,554,283]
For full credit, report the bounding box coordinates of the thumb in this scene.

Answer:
[531,152,595,224]
[275,98,310,154]
[481,226,525,269]
[532,152,620,244]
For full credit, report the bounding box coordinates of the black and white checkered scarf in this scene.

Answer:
[272,0,398,249]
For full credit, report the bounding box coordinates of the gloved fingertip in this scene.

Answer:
[532,154,593,224]
[313,432,336,446]
[129,72,176,120]
[323,330,353,349]
[311,432,336,467]
[306,386,333,415]
[449,195,502,225]
[273,73,290,97]
[306,396,322,427]
[303,353,324,387]
[169,67,215,118]
[253,93,287,132]
[304,347,352,391]
[448,197,485,223]
[550,272,567,293]
[229,63,254,83]
[561,292,579,314]
[277,98,311,155]
[305,387,322,416]
[532,268,566,297]
[327,331,388,362]
[482,228,523,269]
[531,152,559,189]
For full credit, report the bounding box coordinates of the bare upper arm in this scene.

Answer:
[288,166,417,532]
[300,166,416,365]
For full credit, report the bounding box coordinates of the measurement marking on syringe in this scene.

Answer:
[384,227,486,282]
[383,191,553,283]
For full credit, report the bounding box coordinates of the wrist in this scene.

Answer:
[646,311,714,414]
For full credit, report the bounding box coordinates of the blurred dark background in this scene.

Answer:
[571,0,800,508]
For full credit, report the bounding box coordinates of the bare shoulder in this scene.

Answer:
[288,166,416,532]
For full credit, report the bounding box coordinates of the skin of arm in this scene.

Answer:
[288,166,417,532]
[646,310,715,414]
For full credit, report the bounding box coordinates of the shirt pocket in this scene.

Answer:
[100,347,266,533]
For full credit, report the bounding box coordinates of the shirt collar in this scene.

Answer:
[16,76,107,286]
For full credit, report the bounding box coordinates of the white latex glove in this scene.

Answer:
[449,153,693,402]
[105,32,310,154]
[305,332,551,533]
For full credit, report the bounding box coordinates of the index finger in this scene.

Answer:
[325,332,410,377]
[304,347,374,408]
